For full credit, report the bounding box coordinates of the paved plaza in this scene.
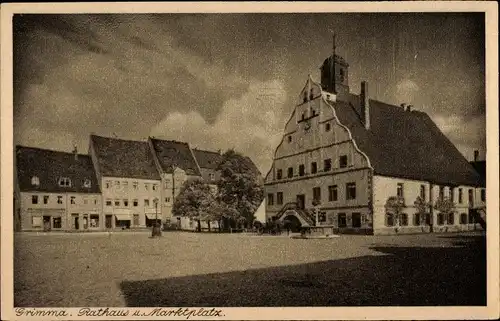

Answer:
[14,231,486,307]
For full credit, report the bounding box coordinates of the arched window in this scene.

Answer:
[31,176,40,186]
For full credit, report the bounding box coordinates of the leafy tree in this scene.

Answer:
[385,196,405,228]
[414,196,432,228]
[172,179,217,232]
[434,196,456,225]
[217,149,264,228]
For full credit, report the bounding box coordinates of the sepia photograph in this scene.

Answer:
[1,2,498,320]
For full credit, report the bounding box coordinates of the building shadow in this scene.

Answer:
[119,235,486,307]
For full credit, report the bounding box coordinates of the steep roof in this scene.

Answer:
[192,149,223,170]
[331,94,483,187]
[90,135,160,180]
[150,138,201,176]
[16,146,100,193]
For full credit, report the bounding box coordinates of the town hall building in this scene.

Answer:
[264,44,486,235]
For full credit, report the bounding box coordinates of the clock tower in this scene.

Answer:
[320,35,350,101]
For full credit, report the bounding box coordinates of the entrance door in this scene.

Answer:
[105,215,112,229]
[73,215,80,230]
[43,216,51,231]
[296,194,305,210]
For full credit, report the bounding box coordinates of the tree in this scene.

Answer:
[414,196,432,230]
[217,149,264,229]
[172,179,217,232]
[434,196,456,226]
[385,196,405,229]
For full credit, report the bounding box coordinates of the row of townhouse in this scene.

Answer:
[15,135,261,232]
[264,45,486,235]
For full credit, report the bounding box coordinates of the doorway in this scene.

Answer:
[296,194,305,210]
[105,215,113,229]
[43,216,51,231]
[72,214,79,230]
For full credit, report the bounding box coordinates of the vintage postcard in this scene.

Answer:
[1,2,499,320]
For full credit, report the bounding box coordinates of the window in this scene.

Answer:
[58,177,71,187]
[312,109,316,116]
[299,164,305,176]
[132,214,140,226]
[123,199,129,207]
[164,197,170,204]
[346,182,356,200]
[209,173,215,181]
[318,212,327,223]
[458,188,463,203]
[43,195,49,204]
[133,182,138,190]
[311,162,317,174]
[83,198,88,205]
[303,91,307,103]
[31,176,40,186]
[90,214,99,228]
[481,189,486,202]
[301,112,305,120]
[267,193,274,206]
[447,213,454,225]
[277,192,283,205]
[164,180,170,189]
[338,213,347,228]
[133,199,139,206]
[145,183,149,191]
[114,200,120,207]
[352,213,361,228]
[325,123,331,132]
[32,195,38,204]
[106,199,112,206]
[287,135,292,143]
[70,196,76,205]
[153,184,158,191]
[123,181,128,191]
[439,186,444,199]
[32,216,42,228]
[400,213,408,226]
[396,183,404,198]
[53,217,62,229]
[425,213,431,225]
[385,213,394,227]
[437,213,445,225]
[468,189,473,204]
[105,181,111,189]
[57,196,63,204]
[460,213,467,224]
[313,187,321,203]
[83,179,92,188]
[468,212,475,224]
[328,185,338,201]
[413,213,421,226]
[144,199,150,207]
[324,159,332,172]
[276,169,282,180]
[450,187,455,202]
[420,185,426,200]
[309,89,314,100]
[94,199,98,205]
[339,155,348,168]
[115,181,120,189]
[287,167,293,178]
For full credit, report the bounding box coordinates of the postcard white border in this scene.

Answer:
[1,2,499,320]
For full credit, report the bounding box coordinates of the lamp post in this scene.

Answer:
[152,197,160,237]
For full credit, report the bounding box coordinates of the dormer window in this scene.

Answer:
[58,177,71,187]
[83,179,92,188]
[288,135,292,143]
[31,176,40,186]
[303,91,307,103]
[325,123,331,132]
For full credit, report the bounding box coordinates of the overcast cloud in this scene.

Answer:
[14,13,486,173]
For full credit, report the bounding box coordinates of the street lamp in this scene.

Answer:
[152,197,161,237]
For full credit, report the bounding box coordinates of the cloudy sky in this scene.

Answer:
[13,13,485,173]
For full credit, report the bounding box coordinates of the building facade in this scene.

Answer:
[89,135,162,229]
[265,47,485,235]
[15,146,101,231]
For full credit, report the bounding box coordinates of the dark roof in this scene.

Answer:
[192,149,223,170]
[90,135,160,180]
[321,54,349,68]
[16,146,100,193]
[150,138,201,176]
[331,94,483,187]
[469,161,486,186]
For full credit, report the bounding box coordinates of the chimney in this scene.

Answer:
[360,81,370,129]
[474,150,479,162]
[406,105,413,112]
[73,145,78,161]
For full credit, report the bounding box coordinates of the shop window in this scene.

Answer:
[53,217,62,229]
[352,213,361,228]
[90,214,99,228]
